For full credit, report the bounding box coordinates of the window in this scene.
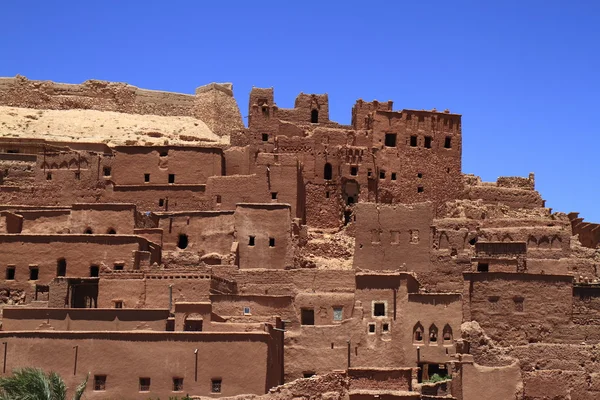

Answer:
[514,297,524,312]
[311,109,319,123]
[57,258,66,277]
[74,172,80,180]
[6,266,15,280]
[243,307,251,316]
[325,191,330,198]
[271,192,278,200]
[350,166,358,176]
[424,136,432,148]
[211,379,222,393]
[248,236,255,246]
[46,172,52,180]
[477,263,489,272]
[113,263,124,271]
[168,174,175,184]
[414,322,424,342]
[269,237,275,247]
[159,151,168,157]
[443,324,453,342]
[173,377,184,392]
[177,234,189,249]
[384,133,397,147]
[94,375,106,391]
[301,309,315,325]
[368,323,376,333]
[417,186,424,193]
[417,172,423,178]
[103,167,111,177]
[373,302,386,317]
[429,324,438,343]
[114,301,123,309]
[379,170,386,180]
[367,169,372,177]
[29,267,39,281]
[262,133,269,142]
[84,227,93,234]
[216,195,222,204]
[324,163,332,180]
[383,323,389,332]
[410,136,418,147]
[391,172,397,181]
[444,136,452,149]
[90,265,99,277]
[303,372,315,378]
[262,106,269,117]
[139,377,151,392]
[159,199,165,207]
[166,319,175,331]
[333,307,343,321]
[390,230,400,244]
[144,173,150,183]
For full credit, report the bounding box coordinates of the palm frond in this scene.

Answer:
[71,373,88,400]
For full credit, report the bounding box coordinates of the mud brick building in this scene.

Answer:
[0,76,599,399]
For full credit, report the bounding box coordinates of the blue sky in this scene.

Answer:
[1,1,599,221]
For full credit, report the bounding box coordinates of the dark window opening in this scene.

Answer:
[444,137,452,149]
[168,174,175,184]
[367,169,372,177]
[311,109,319,123]
[418,115,425,122]
[379,170,386,180]
[84,228,93,234]
[424,136,432,148]
[184,318,203,331]
[347,196,355,205]
[249,236,255,246]
[166,319,175,331]
[159,199,165,207]
[303,372,315,378]
[144,173,150,183]
[29,267,39,281]
[477,263,489,272]
[216,195,221,204]
[417,172,423,178]
[301,309,315,325]
[74,172,80,180]
[325,191,330,198]
[139,377,151,392]
[384,133,397,147]
[103,167,111,177]
[94,375,107,391]
[269,237,275,247]
[114,263,124,271]
[324,163,332,180]
[6,266,15,280]
[57,258,66,277]
[177,234,189,249]
[46,172,52,180]
[114,301,123,309]
[107,228,116,234]
[6,149,18,154]
[410,136,418,147]
[159,151,168,157]
[350,166,358,176]
[446,167,451,173]
[429,325,438,342]
[368,323,376,333]
[414,323,424,342]
[90,265,99,277]
[344,210,352,226]
[391,172,397,181]
[443,324,453,342]
[262,106,269,117]
[514,297,524,312]
[374,302,386,317]
[383,323,389,332]
[173,377,184,392]
[417,186,424,193]
[469,237,477,246]
[271,192,278,200]
[211,379,222,393]
[262,133,269,142]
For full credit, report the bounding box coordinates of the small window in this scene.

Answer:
[94,375,106,391]
[84,227,93,234]
[429,324,438,343]
[262,106,269,117]
[514,297,524,312]
[159,199,165,207]
[367,169,372,177]
[243,306,251,316]
[384,133,397,147]
[350,166,358,176]
[90,265,99,277]
[379,170,386,180]
[114,301,123,309]
[391,172,397,181]
[6,266,15,280]
[216,195,222,204]
[113,263,124,271]
[46,172,52,180]
[177,234,189,250]
[271,192,278,200]
[303,372,315,378]
[333,307,343,321]
[139,377,151,392]
[173,377,184,392]
[74,172,80,180]
[311,109,319,123]
[477,263,489,272]
[29,267,39,281]
[410,136,418,147]
[325,191,330,198]
[248,236,255,246]
[159,151,168,157]
[269,237,275,247]
[383,323,389,332]
[168,174,175,184]
[144,173,150,183]
[446,167,451,173]
[262,133,269,142]
[324,163,332,180]
[444,137,452,149]
[166,319,175,331]
[107,228,116,234]
[417,186,424,193]
[417,172,423,178]
[368,323,376,333]
[424,136,432,148]
[373,302,386,317]
[301,309,315,325]
[211,379,222,393]
[103,167,111,177]
[57,258,66,277]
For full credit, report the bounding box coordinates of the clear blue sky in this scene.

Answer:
[1,1,599,221]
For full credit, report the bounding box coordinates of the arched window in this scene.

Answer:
[413,322,424,342]
[107,228,116,234]
[443,324,453,343]
[324,163,333,180]
[84,228,93,234]
[56,258,67,277]
[429,324,438,343]
[177,233,189,249]
[311,109,319,123]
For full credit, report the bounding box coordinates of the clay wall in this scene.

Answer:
[569,212,600,249]
[255,153,302,219]
[459,358,523,400]
[70,203,136,235]
[478,226,570,260]
[348,368,414,391]
[206,174,269,210]
[105,183,210,212]
[211,294,296,322]
[353,203,433,272]
[235,204,292,269]
[463,183,544,209]
[293,292,356,326]
[464,272,573,345]
[0,330,278,398]
[1,209,70,233]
